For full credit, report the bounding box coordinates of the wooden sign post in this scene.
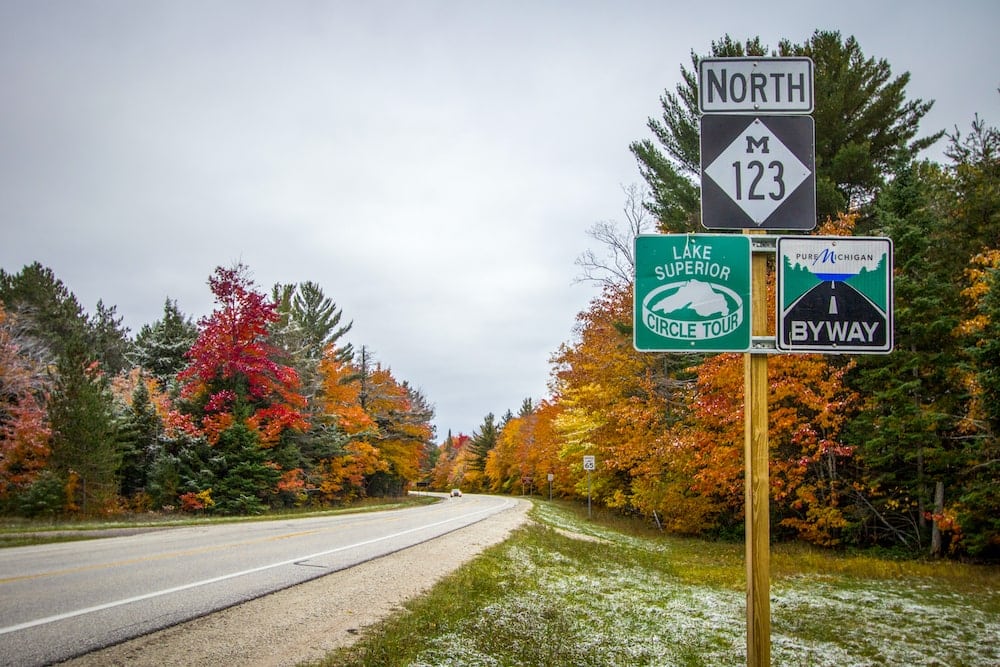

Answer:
[744,233,770,667]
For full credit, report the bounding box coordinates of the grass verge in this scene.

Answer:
[313,500,1000,667]
[0,494,438,548]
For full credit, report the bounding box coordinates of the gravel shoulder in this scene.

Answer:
[59,498,532,667]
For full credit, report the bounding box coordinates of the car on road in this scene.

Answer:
[450,488,462,497]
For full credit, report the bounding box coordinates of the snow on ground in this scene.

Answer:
[410,503,998,666]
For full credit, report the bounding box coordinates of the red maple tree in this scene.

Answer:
[177,264,306,446]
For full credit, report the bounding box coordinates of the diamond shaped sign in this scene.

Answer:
[705,118,810,224]
[700,115,816,230]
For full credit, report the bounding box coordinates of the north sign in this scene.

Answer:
[700,115,816,230]
[777,236,894,354]
[634,234,751,352]
[699,57,814,114]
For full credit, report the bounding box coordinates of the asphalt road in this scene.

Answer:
[0,494,514,666]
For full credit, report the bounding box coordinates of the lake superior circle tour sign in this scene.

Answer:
[634,234,752,352]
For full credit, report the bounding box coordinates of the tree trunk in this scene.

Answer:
[930,480,945,557]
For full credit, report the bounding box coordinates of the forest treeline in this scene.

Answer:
[1,263,435,516]
[431,32,999,561]
[2,30,997,561]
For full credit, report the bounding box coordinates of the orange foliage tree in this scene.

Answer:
[531,216,861,544]
[0,304,52,501]
[315,348,433,499]
[486,399,567,496]
[429,432,471,490]
[551,282,684,511]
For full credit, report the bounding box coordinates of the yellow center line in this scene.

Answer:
[0,529,321,585]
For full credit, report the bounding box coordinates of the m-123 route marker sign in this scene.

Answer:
[777,236,894,354]
[634,234,751,352]
[698,56,816,232]
[700,114,816,230]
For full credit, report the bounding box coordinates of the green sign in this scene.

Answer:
[634,234,752,352]
[777,236,893,354]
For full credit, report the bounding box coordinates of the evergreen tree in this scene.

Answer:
[0,262,87,362]
[294,281,354,363]
[959,258,1000,557]
[518,398,534,418]
[469,413,498,473]
[948,114,1000,557]
[779,31,940,219]
[631,31,940,230]
[117,378,162,499]
[205,420,280,515]
[846,113,999,555]
[47,337,120,513]
[271,281,354,406]
[844,158,961,552]
[132,298,198,390]
[87,299,131,376]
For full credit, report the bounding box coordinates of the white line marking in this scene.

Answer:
[0,500,512,635]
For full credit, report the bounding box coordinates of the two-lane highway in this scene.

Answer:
[0,494,514,666]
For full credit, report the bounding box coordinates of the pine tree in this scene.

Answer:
[846,114,998,555]
[117,378,162,499]
[87,299,131,376]
[0,262,87,362]
[947,115,1000,557]
[631,31,940,230]
[779,31,941,221]
[47,337,120,514]
[271,281,353,373]
[132,299,198,390]
[469,413,498,474]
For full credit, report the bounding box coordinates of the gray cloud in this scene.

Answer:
[2,0,997,435]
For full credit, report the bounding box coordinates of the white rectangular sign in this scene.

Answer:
[699,57,814,114]
[583,455,596,471]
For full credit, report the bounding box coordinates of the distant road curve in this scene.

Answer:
[0,493,516,667]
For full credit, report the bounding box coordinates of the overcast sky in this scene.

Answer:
[2,1,997,437]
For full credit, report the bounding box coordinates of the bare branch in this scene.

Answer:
[574,184,654,288]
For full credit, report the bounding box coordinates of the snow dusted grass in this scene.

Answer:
[316,500,999,667]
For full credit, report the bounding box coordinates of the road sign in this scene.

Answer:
[699,57,814,114]
[777,236,894,353]
[583,456,595,471]
[701,115,815,230]
[634,234,751,352]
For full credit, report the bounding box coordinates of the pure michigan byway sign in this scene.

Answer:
[634,234,751,352]
[777,236,894,354]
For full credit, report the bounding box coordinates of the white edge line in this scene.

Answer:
[1,499,513,635]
